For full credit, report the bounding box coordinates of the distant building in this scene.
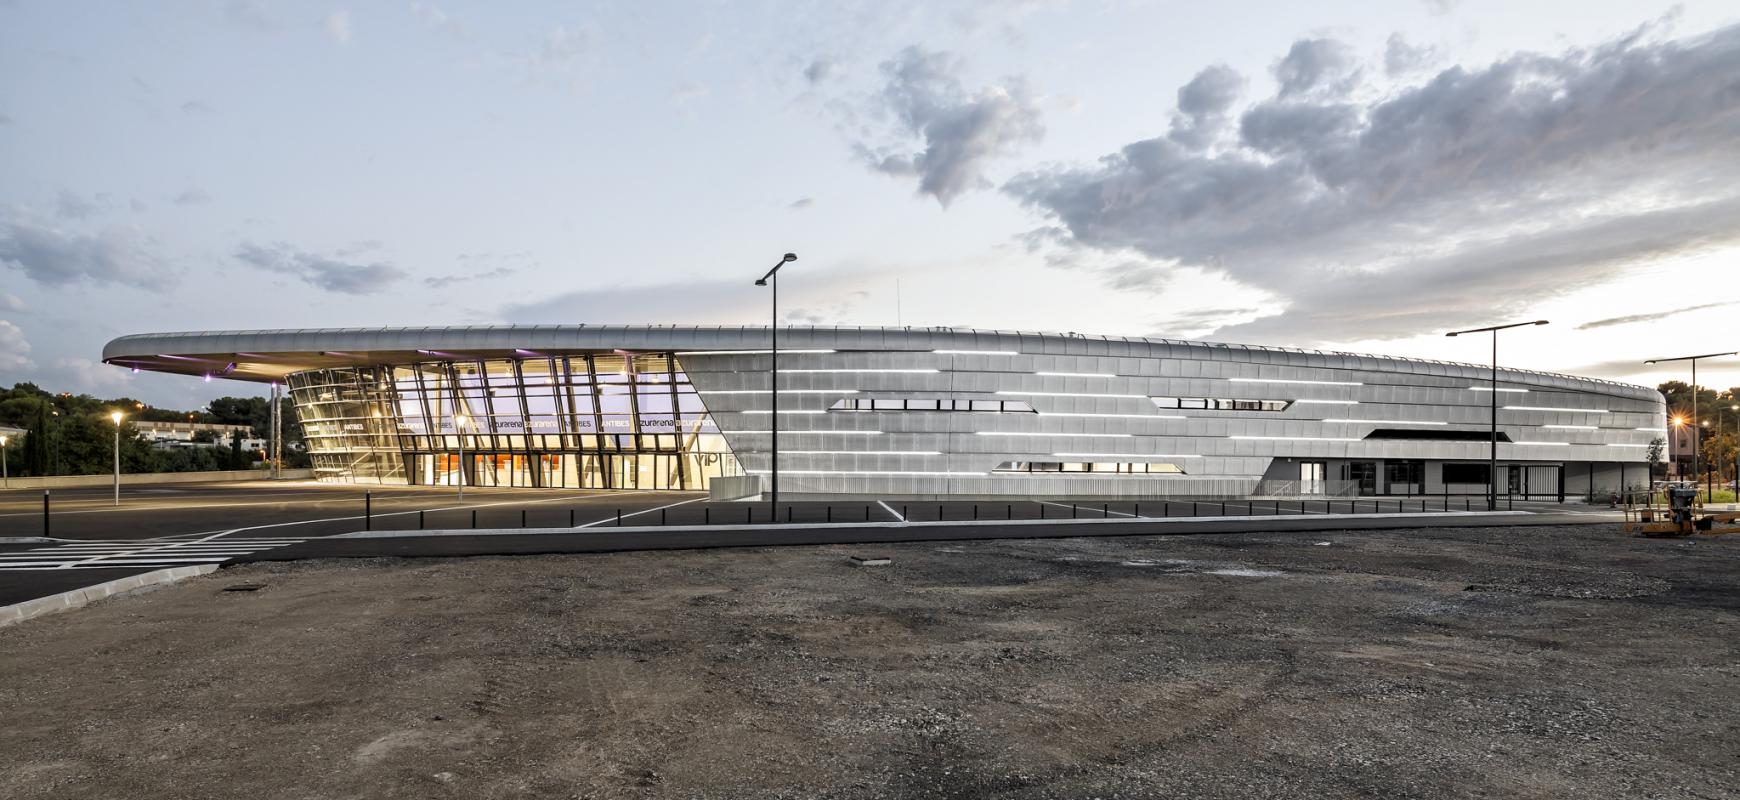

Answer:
[0,423,25,441]
[134,421,265,453]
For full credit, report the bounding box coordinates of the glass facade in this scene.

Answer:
[286,353,741,489]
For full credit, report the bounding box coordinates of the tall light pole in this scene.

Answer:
[1,434,9,489]
[1645,351,1737,499]
[454,412,468,501]
[754,253,798,518]
[1447,320,1549,510]
[110,411,124,506]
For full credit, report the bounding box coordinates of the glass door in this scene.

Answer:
[1300,461,1327,495]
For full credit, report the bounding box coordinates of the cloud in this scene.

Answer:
[1168,65,1245,149]
[1274,38,1359,98]
[1384,33,1439,76]
[0,320,33,371]
[55,191,103,220]
[0,292,23,312]
[423,265,516,289]
[1577,301,1739,331]
[179,100,213,114]
[500,271,885,326]
[850,46,1044,206]
[323,10,352,44]
[173,188,212,205]
[0,211,177,290]
[236,242,407,294]
[409,2,467,40]
[1007,22,1740,344]
[788,197,814,210]
[804,58,835,84]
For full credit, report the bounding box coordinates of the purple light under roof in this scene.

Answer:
[515,348,543,356]
[417,349,463,359]
[157,353,205,361]
[203,374,212,382]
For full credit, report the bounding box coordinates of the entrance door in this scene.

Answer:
[1300,461,1327,495]
[1344,462,1377,496]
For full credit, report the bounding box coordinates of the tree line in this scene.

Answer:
[0,382,308,477]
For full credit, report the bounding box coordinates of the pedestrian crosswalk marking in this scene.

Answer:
[0,536,306,570]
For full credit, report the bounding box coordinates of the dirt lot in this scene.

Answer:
[3,525,1737,799]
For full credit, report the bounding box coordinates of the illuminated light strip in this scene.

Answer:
[933,349,1018,356]
[1606,443,1649,448]
[744,469,982,476]
[675,349,835,355]
[994,391,1146,399]
[1228,377,1363,386]
[974,431,1135,438]
[1229,435,1360,442]
[705,389,859,394]
[780,450,941,455]
[1322,419,1447,426]
[728,430,884,435]
[1514,441,1570,446]
[1542,424,1597,430]
[783,368,940,374]
[1052,452,1203,458]
[1293,399,1360,405]
[1470,387,1530,393]
[742,410,826,414]
[1037,412,1186,419]
[1035,371,1116,378]
[1504,406,1610,413]
[1636,427,1667,432]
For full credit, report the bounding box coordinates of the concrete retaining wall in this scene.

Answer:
[0,469,314,491]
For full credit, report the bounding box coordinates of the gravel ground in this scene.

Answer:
[2,524,1737,799]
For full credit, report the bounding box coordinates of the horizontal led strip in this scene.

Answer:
[744,469,982,476]
[742,410,826,414]
[1052,452,1204,458]
[778,450,941,455]
[783,368,940,374]
[1229,435,1360,442]
[1542,424,1597,430]
[1038,412,1186,420]
[1504,406,1610,414]
[974,431,1134,438]
[706,389,859,395]
[1513,441,1570,446]
[727,430,883,435]
[1293,399,1359,405]
[933,349,1018,356]
[995,391,1146,399]
[675,349,836,355]
[1469,387,1529,393]
[1228,377,1363,386]
[1034,371,1116,378]
[1322,418,1447,426]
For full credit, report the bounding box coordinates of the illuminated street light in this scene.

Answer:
[1646,351,1738,497]
[753,252,798,518]
[110,410,124,506]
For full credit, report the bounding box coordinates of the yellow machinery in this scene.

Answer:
[1623,487,1740,536]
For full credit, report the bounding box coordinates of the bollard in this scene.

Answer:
[419,510,425,530]
[43,490,50,537]
[521,509,527,528]
[1040,504,1046,520]
[746,507,752,525]
[569,508,576,527]
[1102,503,1109,518]
[1465,497,1470,511]
[1071,503,1078,519]
[1134,502,1140,518]
[471,509,477,528]
[616,509,622,526]
[972,505,978,521]
[937,504,943,521]
[1219,501,1226,515]
[365,491,372,531]
[662,508,667,525]
[827,507,832,523]
[787,506,792,523]
[705,507,711,525]
[1007,504,1013,520]
[1192,501,1198,516]
[903,504,908,521]
[865,505,870,522]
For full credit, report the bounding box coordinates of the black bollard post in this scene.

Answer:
[365,491,372,531]
[827,506,832,523]
[705,507,711,525]
[1007,504,1012,520]
[1192,501,1198,516]
[1071,503,1078,519]
[903,504,908,521]
[43,490,50,538]
[865,505,870,522]
[419,510,425,530]
[662,508,667,525]
[569,508,575,527]
[471,509,477,528]
[787,506,792,523]
[616,509,622,526]
[972,505,978,521]
[521,509,527,528]
[1103,503,1109,518]
[746,506,752,525]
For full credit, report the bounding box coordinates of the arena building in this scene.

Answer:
[104,326,1664,499]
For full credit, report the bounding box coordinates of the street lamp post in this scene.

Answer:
[1,434,9,489]
[754,253,798,518]
[454,413,468,502]
[1447,320,1549,511]
[1645,351,1738,501]
[110,411,123,506]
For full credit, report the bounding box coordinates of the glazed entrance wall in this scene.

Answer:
[285,353,740,489]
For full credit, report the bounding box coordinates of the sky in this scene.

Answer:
[3,0,1739,411]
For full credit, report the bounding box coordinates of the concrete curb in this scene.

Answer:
[0,537,56,545]
[338,509,1539,539]
[0,565,217,628]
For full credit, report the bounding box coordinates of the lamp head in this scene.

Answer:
[110,411,123,425]
[1533,320,1549,325]
[754,279,767,286]
[1,435,8,446]
[782,253,797,263]
[1444,332,1458,338]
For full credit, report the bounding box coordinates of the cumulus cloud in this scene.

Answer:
[1168,65,1245,150]
[0,320,34,371]
[804,58,835,84]
[851,46,1044,206]
[0,292,24,312]
[0,212,176,290]
[1576,301,1739,331]
[55,191,103,220]
[236,242,407,294]
[1007,23,1740,344]
[1384,33,1439,76]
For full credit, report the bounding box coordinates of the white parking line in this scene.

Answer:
[578,496,707,528]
